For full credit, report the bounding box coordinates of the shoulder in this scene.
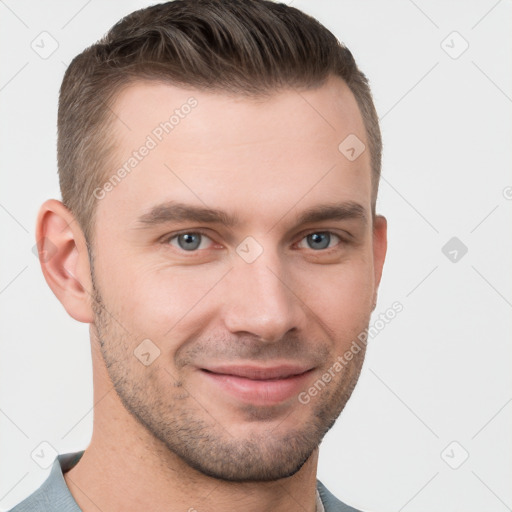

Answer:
[8,452,84,512]
[317,479,365,512]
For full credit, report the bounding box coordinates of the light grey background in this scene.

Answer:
[1,1,511,511]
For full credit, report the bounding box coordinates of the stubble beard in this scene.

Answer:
[90,267,367,482]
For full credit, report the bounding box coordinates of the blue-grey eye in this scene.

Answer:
[169,232,211,251]
[298,232,340,251]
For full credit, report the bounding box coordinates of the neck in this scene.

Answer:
[63,337,320,512]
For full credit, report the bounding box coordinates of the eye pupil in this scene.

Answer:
[178,233,201,250]
[308,232,330,250]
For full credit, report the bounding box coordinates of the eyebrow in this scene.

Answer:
[134,200,368,230]
[135,201,241,228]
[293,201,368,227]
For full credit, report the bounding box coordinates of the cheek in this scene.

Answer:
[102,264,225,339]
[296,257,374,333]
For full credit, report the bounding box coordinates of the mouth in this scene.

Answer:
[198,364,315,405]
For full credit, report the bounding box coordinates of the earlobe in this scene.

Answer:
[35,199,95,323]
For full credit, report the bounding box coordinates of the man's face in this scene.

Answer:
[89,76,386,481]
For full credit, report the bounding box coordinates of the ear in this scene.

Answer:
[35,199,95,323]
[371,214,388,307]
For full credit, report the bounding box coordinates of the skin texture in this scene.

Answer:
[37,75,387,512]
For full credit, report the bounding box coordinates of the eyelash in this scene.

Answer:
[162,229,348,255]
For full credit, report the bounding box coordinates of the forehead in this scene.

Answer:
[96,77,371,228]
[111,76,366,151]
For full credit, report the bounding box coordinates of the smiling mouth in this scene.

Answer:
[200,363,313,379]
[202,368,309,379]
[198,364,315,405]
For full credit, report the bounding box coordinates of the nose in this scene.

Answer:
[220,247,304,343]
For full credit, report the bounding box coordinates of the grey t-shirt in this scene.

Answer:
[9,451,362,512]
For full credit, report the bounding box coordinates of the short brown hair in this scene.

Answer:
[58,0,381,245]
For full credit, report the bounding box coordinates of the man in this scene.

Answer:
[11,0,386,510]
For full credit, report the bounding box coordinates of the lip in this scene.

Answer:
[199,364,314,405]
